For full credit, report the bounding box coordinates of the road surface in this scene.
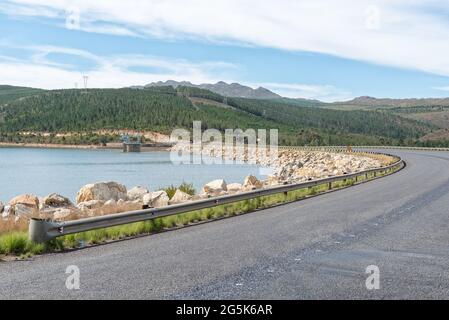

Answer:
[1,149,449,299]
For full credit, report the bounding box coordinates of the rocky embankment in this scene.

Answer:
[0,150,387,228]
[273,149,381,182]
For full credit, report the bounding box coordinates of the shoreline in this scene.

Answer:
[0,148,391,236]
[0,144,391,204]
[0,142,106,150]
[0,142,171,152]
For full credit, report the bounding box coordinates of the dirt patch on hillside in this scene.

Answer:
[404,111,449,129]
[420,129,449,141]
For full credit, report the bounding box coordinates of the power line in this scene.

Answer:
[83,75,89,90]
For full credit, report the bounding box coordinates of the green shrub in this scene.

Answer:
[0,232,46,256]
[0,233,28,254]
[163,182,196,199]
[163,185,177,199]
[178,182,196,196]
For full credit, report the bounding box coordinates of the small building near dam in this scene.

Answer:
[121,134,142,152]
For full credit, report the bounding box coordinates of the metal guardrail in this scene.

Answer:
[29,155,404,243]
[279,146,449,152]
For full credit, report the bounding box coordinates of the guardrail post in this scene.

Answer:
[328,182,332,190]
[29,218,59,243]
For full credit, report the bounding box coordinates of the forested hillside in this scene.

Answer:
[226,98,432,141]
[0,89,279,132]
[0,85,43,105]
[0,88,304,145]
[0,86,446,147]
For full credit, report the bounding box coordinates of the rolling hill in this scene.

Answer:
[0,85,444,147]
[328,96,449,109]
[0,85,44,106]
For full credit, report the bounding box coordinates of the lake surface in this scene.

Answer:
[0,147,262,202]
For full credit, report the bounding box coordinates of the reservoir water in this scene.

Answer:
[0,147,262,202]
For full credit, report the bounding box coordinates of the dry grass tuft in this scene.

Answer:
[356,152,397,166]
[0,211,41,234]
[88,202,143,217]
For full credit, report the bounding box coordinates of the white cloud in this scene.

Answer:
[0,60,232,89]
[2,0,449,76]
[0,42,352,100]
[0,44,352,100]
[256,83,353,102]
[433,86,449,92]
[77,23,138,37]
[0,1,58,18]
[0,44,240,89]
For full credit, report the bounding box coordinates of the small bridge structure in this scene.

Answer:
[121,134,142,152]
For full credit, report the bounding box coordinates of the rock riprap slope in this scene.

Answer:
[0,150,388,231]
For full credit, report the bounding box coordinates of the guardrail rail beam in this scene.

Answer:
[28,152,405,243]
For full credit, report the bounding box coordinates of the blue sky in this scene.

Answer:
[1,0,449,101]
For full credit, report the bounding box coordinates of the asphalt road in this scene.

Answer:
[1,149,449,299]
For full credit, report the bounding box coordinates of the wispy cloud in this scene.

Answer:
[257,83,353,102]
[0,43,352,100]
[2,8,365,102]
[433,86,449,92]
[0,1,59,18]
[2,0,449,76]
[0,44,240,88]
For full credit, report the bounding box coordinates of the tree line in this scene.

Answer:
[0,87,446,147]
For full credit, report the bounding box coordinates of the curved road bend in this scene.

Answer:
[1,149,449,299]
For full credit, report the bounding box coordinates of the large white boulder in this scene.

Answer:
[43,193,72,208]
[169,189,192,205]
[8,194,39,217]
[227,183,242,193]
[202,179,227,195]
[77,200,105,210]
[266,176,282,186]
[9,194,39,209]
[143,190,169,208]
[76,181,127,204]
[104,199,117,206]
[53,208,75,220]
[243,175,263,190]
[14,204,36,217]
[127,186,150,201]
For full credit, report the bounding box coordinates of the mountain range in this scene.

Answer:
[337,96,449,108]
[144,80,281,99]
[142,81,449,109]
